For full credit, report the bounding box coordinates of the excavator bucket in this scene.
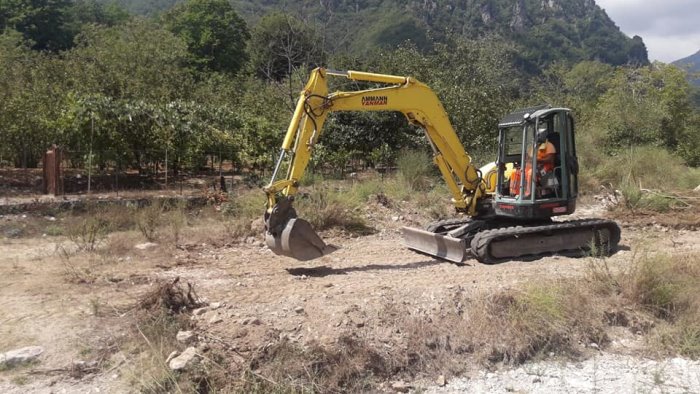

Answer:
[402,226,467,263]
[264,198,336,261]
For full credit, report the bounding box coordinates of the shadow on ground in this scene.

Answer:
[286,260,453,277]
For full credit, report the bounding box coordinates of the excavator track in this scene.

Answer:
[470,219,621,264]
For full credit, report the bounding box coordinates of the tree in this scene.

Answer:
[0,0,74,50]
[0,30,70,167]
[590,63,698,161]
[163,0,249,75]
[249,13,324,81]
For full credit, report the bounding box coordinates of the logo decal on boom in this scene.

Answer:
[362,95,388,106]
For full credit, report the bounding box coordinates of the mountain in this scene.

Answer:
[107,0,649,69]
[673,50,700,86]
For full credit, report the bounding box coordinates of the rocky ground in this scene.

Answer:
[0,197,698,392]
[426,354,700,394]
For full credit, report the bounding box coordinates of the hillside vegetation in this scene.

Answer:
[0,0,698,196]
[105,0,649,70]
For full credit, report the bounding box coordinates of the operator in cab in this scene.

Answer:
[510,126,556,198]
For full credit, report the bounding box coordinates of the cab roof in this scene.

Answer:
[498,105,571,128]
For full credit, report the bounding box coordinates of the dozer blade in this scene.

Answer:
[402,226,467,263]
[266,217,337,261]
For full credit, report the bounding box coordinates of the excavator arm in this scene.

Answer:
[264,68,488,261]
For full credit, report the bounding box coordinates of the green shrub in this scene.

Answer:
[580,144,700,194]
[45,225,64,236]
[296,185,372,235]
[221,191,263,220]
[136,202,165,242]
[66,216,109,251]
[397,149,434,191]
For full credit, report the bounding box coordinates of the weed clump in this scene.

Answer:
[474,284,607,364]
[244,336,390,393]
[586,251,700,358]
[139,277,204,314]
[397,149,434,191]
[136,201,164,242]
[66,215,109,251]
[297,185,374,235]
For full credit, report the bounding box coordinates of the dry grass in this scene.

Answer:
[296,185,373,235]
[243,336,391,393]
[586,251,700,357]
[122,279,205,393]
[234,251,700,393]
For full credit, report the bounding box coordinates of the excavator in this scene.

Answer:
[263,68,620,264]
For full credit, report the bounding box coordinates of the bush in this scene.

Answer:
[66,216,110,251]
[397,149,434,191]
[296,185,373,235]
[587,251,700,358]
[579,142,700,194]
[136,202,165,242]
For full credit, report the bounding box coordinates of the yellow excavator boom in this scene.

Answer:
[264,68,489,261]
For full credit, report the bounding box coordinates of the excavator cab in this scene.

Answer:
[494,106,578,219]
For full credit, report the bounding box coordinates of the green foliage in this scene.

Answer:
[296,185,372,235]
[593,64,692,151]
[136,202,165,242]
[396,149,433,191]
[67,215,110,251]
[163,0,249,75]
[0,0,73,50]
[248,12,324,81]
[0,0,698,202]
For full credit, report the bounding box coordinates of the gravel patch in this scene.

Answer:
[425,353,700,394]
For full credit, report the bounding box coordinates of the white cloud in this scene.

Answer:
[596,0,700,62]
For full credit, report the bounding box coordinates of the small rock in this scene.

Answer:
[193,307,208,316]
[210,302,222,310]
[294,306,304,314]
[436,375,446,386]
[589,342,600,350]
[165,351,179,364]
[209,314,223,324]
[391,381,411,393]
[169,347,198,371]
[134,242,158,250]
[694,184,700,193]
[391,216,400,222]
[0,346,44,367]
[176,330,195,344]
[250,317,262,325]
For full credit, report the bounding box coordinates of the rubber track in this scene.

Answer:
[470,219,621,264]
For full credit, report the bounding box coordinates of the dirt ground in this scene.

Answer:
[0,199,698,393]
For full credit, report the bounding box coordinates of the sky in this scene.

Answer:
[596,0,700,63]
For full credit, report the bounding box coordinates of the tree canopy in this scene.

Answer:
[163,0,249,75]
